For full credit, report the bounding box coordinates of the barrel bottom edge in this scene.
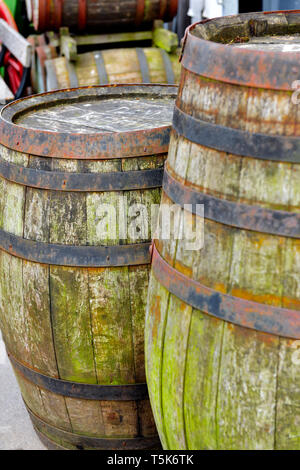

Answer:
[26,404,161,451]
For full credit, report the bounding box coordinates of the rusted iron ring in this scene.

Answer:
[0,157,164,191]
[152,244,300,339]
[0,85,177,159]
[173,106,300,163]
[9,352,148,401]
[163,168,300,239]
[181,11,300,91]
[0,229,150,267]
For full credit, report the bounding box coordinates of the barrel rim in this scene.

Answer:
[181,10,300,91]
[0,84,177,159]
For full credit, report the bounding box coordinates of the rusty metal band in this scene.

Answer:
[45,59,59,91]
[173,106,300,163]
[163,168,300,239]
[152,244,300,339]
[0,158,163,191]
[94,51,108,85]
[135,0,145,25]
[0,229,151,267]
[181,15,300,91]
[26,405,160,450]
[136,48,150,83]
[54,0,63,30]
[0,85,176,159]
[168,0,178,20]
[160,49,175,84]
[65,60,79,88]
[78,0,87,31]
[36,0,46,31]
[9,352,148,401]
[159,0,167,18]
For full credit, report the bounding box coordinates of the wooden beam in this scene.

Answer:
[0,19,32,67]
[75,30,153,47]
[0,76,14,104]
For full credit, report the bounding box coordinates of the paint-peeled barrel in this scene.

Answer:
[0,84,176,450]
[145,11,300,450]
[45,47,181,93]
[30,0,178,32]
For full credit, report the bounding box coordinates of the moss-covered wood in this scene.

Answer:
[0,144,166,448]
[145,62,300,449]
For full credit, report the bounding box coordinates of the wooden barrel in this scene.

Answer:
[31,0,178,32]
[145,11,300,450]
[45,47,180,91]
[0,84,176,450]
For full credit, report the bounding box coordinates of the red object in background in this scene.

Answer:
[0,0,23,95]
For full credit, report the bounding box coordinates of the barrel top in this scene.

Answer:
[181,10,300,91]
[0,84,177,159]
[231,34,300,52]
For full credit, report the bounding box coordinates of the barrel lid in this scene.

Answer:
[0,84,177,159]
[181,10,300,91]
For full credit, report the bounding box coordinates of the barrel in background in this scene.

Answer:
[0,84,176,450]
[31,0,178,32]
[145,11,300,450]
[45,47,180,91]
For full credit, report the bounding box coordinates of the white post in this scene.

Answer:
[222,0,239,16]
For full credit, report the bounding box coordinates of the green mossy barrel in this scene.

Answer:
[145,11,300,450]
[31,0,178,32]
[0,84,176,450]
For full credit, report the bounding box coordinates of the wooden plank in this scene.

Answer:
[0,19,32,67]
[60,34,77,61]
[0,76,13,104]
[152,27,178,53]
[75,30,153,47]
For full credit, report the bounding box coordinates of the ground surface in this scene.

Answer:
[0,332,46,450]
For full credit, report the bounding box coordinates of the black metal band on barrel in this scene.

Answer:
[160,49,175,84]
[173,106,300,163]
[94,51,108,85]
[0,158,164,191]
[163,168,300,239]
[0,229,150,267]
[136,48,151,83]
[26,405,160,450]
[152,244,300,339]
[9,352,148,401]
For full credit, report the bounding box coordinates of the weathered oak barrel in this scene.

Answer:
[31,0,178,32]
[145,11,300,450]
[0,84,176,450]
[45,48,180,92]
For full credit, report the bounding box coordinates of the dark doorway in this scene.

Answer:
[239,1,263,12]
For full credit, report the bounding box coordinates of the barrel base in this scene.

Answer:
[27,404,161,451]
[33,427,66,451]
